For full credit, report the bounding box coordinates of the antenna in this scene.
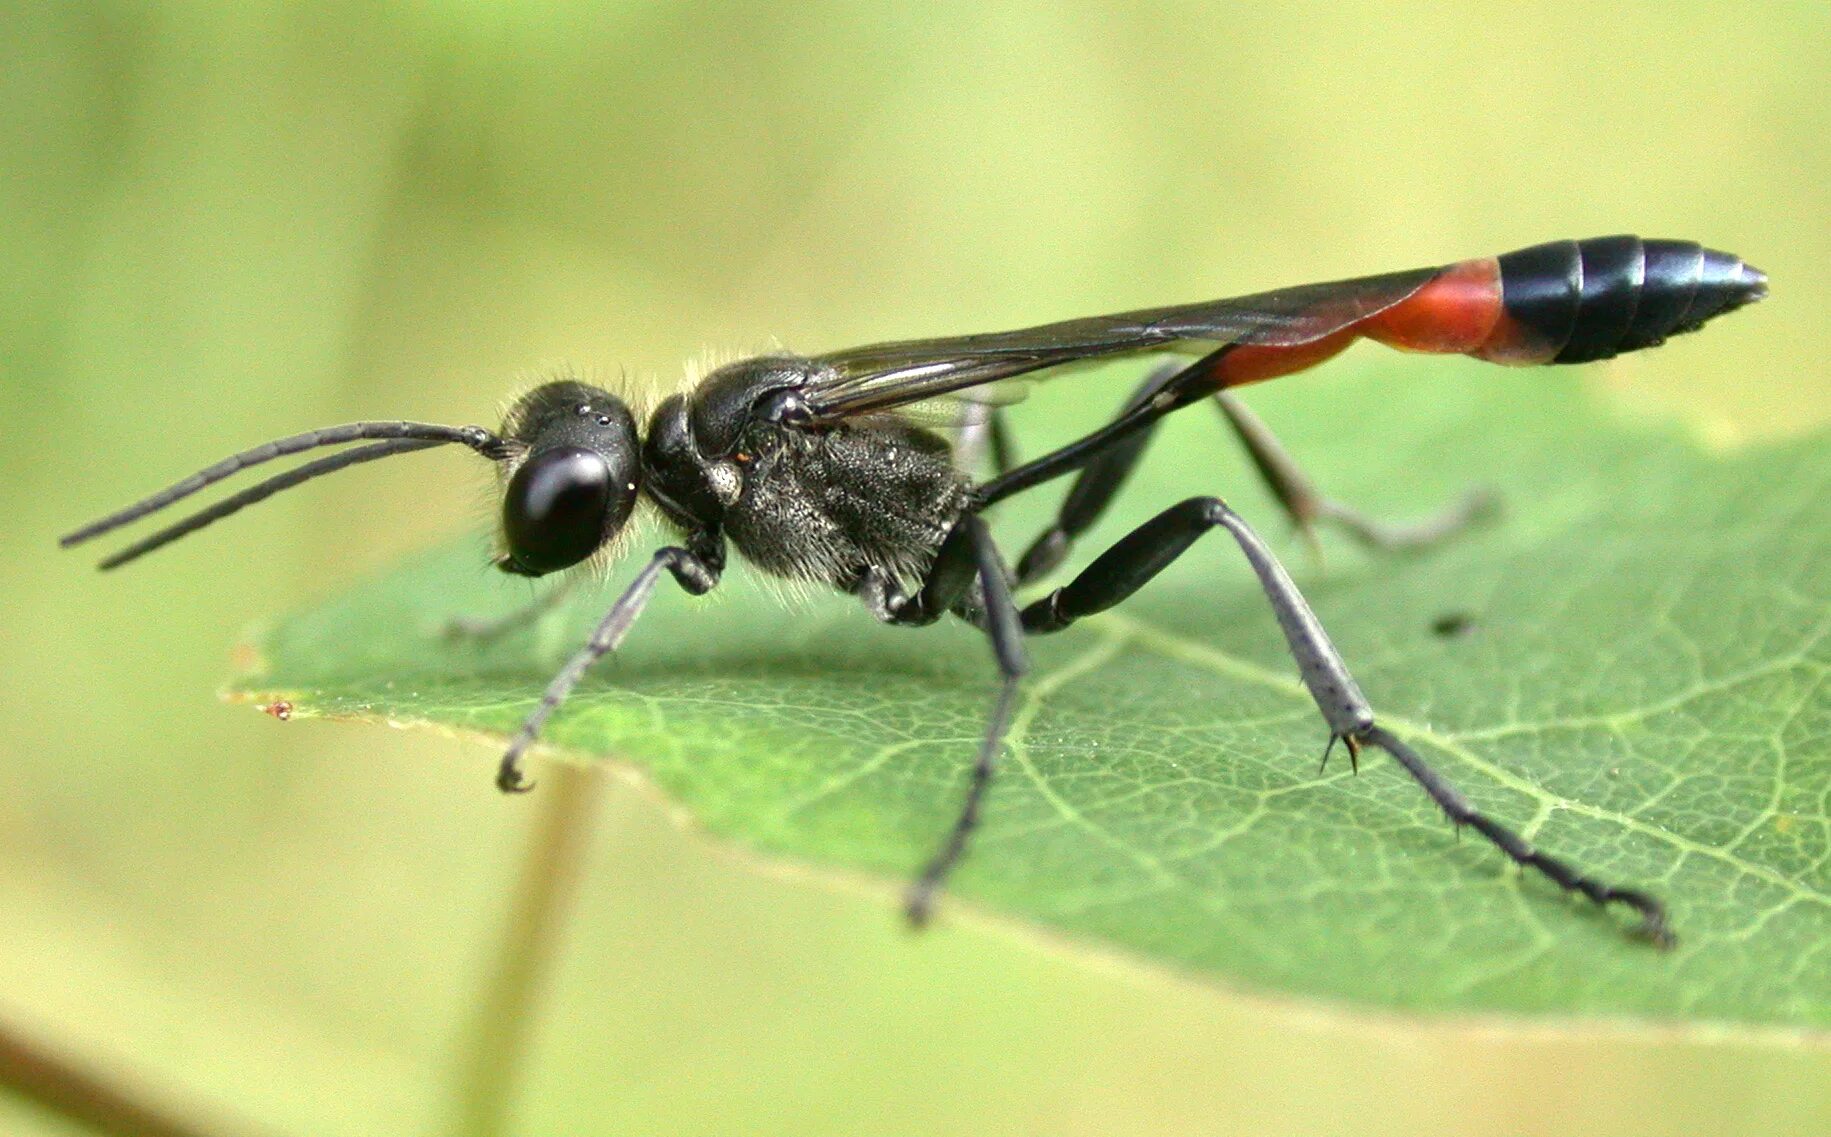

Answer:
[62,421,506,567]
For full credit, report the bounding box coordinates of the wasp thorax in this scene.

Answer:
[497,381,641,576]
[687,356,817,458]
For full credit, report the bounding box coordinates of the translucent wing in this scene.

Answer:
[802,265,1440,420]
[890,381,1032,430]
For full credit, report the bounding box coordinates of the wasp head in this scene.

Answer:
[496,381,642,576]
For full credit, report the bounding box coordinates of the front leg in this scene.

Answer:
[496,531,724,792]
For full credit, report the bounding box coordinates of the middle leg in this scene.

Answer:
[853,514,1031,925]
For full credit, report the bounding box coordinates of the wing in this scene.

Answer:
[802,265,1440,420]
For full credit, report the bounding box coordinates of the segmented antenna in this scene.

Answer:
[61,420,507,568]
[94,438,443,570]
[60,421,505,550]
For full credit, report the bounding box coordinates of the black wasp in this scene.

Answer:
[64,236,1765,945]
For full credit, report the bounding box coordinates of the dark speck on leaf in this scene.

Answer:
[1431,612,1476,639]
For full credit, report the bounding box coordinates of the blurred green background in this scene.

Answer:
[3,3,1825,1135]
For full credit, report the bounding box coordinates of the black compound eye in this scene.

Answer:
[501,447,616,575]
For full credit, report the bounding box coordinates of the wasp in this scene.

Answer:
[64,235,1765,945]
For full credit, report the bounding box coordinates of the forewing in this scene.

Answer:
[803,265,1439,419]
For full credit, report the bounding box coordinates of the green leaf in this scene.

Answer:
[228,364,1827,1028]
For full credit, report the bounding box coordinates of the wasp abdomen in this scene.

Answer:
[1484,236,1766,365]
[1208,235,1764,390]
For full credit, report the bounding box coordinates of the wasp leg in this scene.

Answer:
[1012,363,1494,583]
[913,516,1028,926]
[853,514,984,628]
[1018,495,1671,946]
[494,533,724,793]
[988,410,1018,480]
[854,516,1030,926]
[1214,391,1498,555]
[443,575,579,643]
[1015,362,1185,584]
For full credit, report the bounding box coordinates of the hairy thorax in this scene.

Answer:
[724,415,968,590]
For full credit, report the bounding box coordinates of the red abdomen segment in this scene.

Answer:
[1214,236,1766,388]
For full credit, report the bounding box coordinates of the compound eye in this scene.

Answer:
[501,447,616,575]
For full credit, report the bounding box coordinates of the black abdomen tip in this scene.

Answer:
[1616,243,1765,357]
[1503,236,1768,364]
[1677,249,1767,332]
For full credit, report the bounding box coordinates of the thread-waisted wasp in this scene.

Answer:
[64,236,1765,945]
